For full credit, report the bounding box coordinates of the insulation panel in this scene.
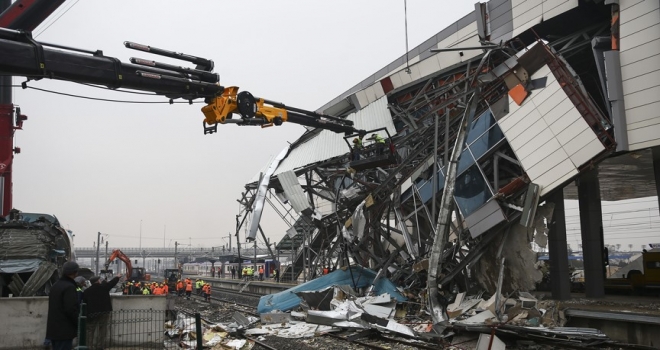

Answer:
[498,64,605,196]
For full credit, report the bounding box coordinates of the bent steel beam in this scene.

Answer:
[427,86,481,324]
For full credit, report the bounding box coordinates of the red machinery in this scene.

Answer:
[105,249,150,282]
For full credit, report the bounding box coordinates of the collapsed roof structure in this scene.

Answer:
[234,0,660,318]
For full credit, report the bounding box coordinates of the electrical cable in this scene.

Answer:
[23,85,202,104]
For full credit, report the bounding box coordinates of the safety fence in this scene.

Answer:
[76,304,202,349]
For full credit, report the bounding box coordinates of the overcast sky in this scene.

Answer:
[10,1,476,250]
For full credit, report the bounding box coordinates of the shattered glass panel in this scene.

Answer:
[466,110,496,145]
[415,171,445,203]
[457,149,475,175]
[454,165,492,217]
[469,124,504,161]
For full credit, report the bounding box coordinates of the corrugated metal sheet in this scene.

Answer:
[277,170,312,215]
[274,96,396,176]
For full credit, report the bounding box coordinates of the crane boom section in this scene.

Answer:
[0,28,362,135]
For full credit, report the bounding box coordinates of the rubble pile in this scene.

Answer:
[228,267,629,349]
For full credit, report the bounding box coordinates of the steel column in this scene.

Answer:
[652,146,660,212]
[578,168,605,298]
[0,0,12,216]
[547,189,571,300]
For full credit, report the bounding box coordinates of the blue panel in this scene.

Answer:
[417,179,433,203]
[457,149,476,175]
[257,266,406,313]
[466,110,496,145]
[469,125,504,160]
[454,165,492,217]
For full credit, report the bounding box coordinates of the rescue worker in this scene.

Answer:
[258,266,264,281]
[273,268,280,283]
[202,283,210,302]
[195,279,202,295]
[242,267,248,281]
[176,280,184,297]
[185,279,193,299]
[352,137,363,160]
[323,266,329,275]
[142,286,150,295]
[162,282,169,295]
[369,133,386,155]
[247,267,254,280]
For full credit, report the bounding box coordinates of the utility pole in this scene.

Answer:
[104,240,108,272]
[142,249,146,272]
[236,215,242,273]
[95,232,101,275]
[254,240,257,270]
[174,241,179,272]
[228,232,232,251]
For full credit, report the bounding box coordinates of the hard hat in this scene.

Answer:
[353,138,359,143]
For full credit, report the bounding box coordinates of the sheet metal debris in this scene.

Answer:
[257,266,405,313]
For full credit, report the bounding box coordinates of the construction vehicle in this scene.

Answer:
[104,249,150,282]
[163,268,180,293]
[605,251,660,295]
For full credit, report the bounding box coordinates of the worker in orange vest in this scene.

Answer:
[176,280,184,297]
[258,266,264,281]
[202,283,211,302]
[185,280,193,300]
[162,282,169,294]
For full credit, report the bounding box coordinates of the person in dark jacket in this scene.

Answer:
[46,261,80,350]
[83,274,121,349]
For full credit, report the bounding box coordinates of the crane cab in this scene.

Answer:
[345,128,396,171]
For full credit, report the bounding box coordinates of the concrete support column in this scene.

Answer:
[651,147,660,211]
[577,168,605,298]
[547,189,571,300]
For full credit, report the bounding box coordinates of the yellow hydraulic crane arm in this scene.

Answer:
[201,87,361,135]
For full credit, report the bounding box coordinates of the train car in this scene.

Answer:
[183,260,280,279]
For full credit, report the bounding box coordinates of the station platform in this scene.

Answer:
[186,275,296,295]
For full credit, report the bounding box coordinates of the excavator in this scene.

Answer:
[104,249,150,282]
[0,28,364,135]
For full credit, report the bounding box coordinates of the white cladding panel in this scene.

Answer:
[277,171,311,215]
[511,0,577,37]
[498,65,604,196]
[620,0,660,150]
[627,101,660,125]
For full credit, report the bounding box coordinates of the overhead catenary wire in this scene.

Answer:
[33,0,81,38]
[22,85,203,104]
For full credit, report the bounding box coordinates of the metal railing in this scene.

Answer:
[77,304,176,349]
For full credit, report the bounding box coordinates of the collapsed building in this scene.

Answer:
[236,0,660,314]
